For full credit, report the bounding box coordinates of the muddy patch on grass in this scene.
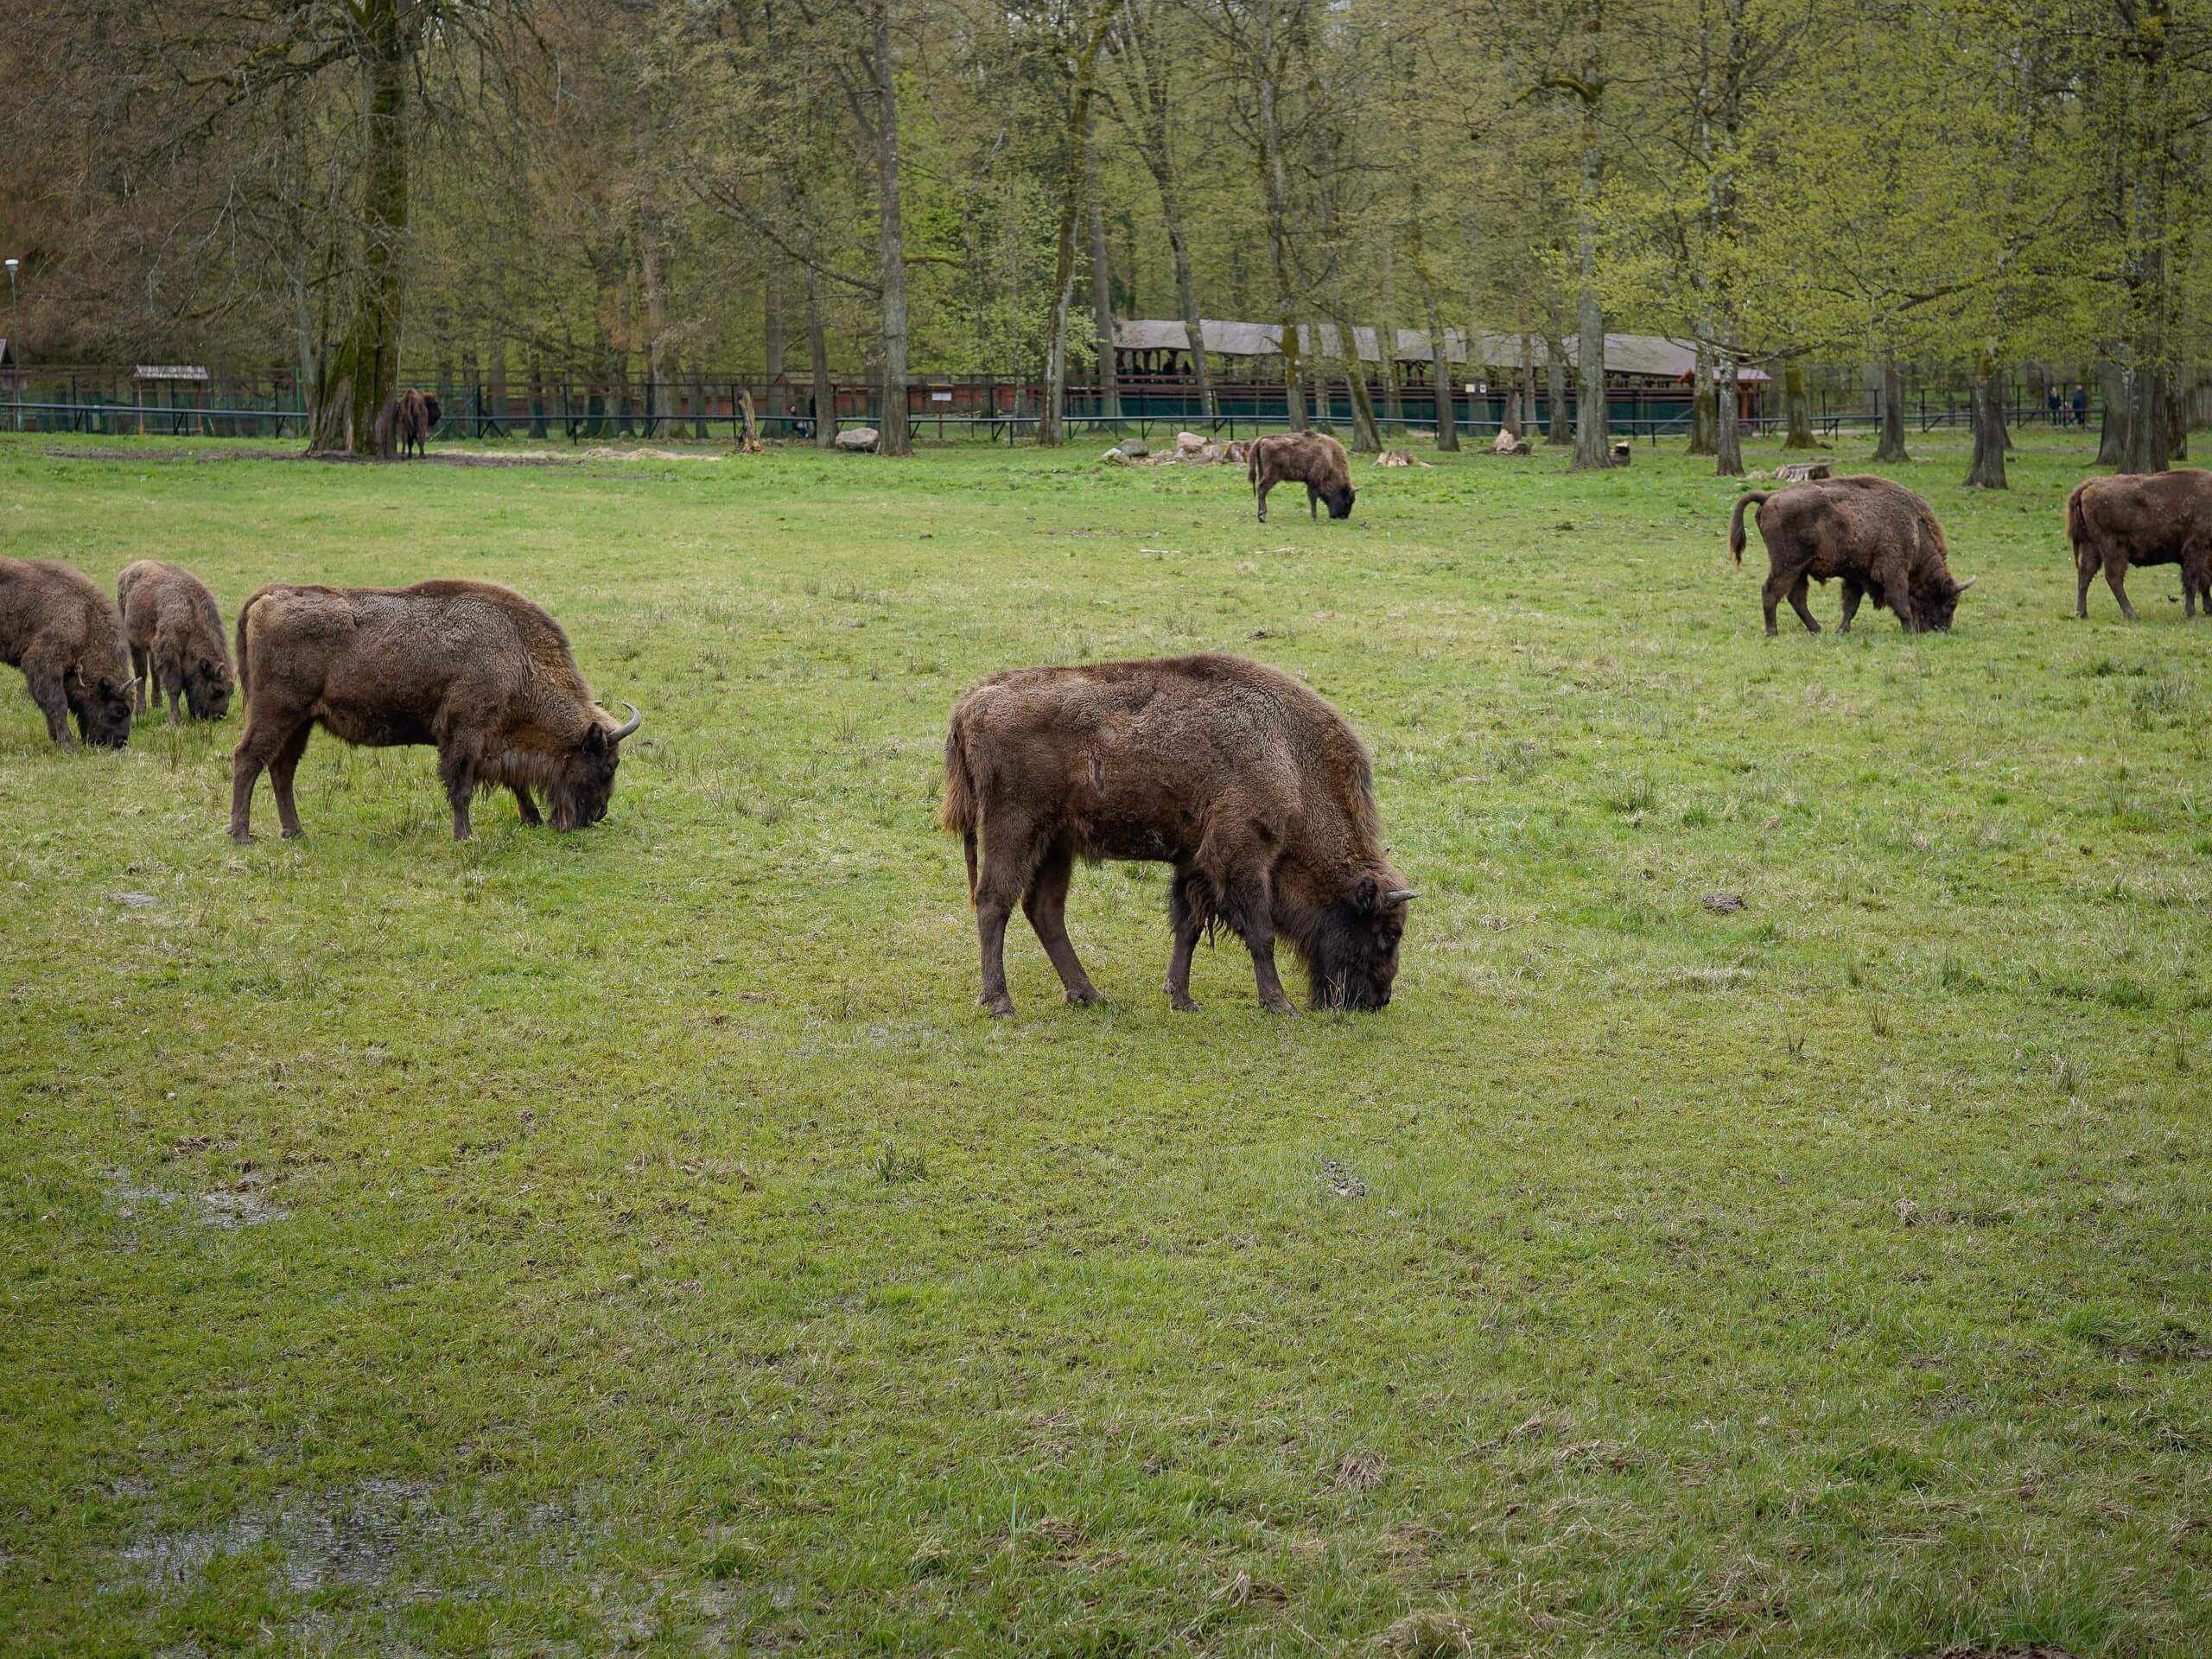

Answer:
[108,1168,288,1228]
[120,1478,436,1596]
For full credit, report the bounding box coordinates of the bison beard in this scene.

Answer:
[227,579,639,842]
[2066,471,2212,620]
[1730,474,1974,635]
[0,557,135,748]
[941,654,1414,1017]
[118,560,233,723]
[1249,430,1357,523]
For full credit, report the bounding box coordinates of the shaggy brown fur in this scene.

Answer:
[118,561,233,724]
[2066,471,2212,619]
[1249,430,1357,523]
[227,579,639,842]
[0,557,134,748]
[941,653,1414,1017]
[1730,474,1975,635]
[378,389,442,459]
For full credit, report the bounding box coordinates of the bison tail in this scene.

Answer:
[232,585,276,697]
[2065,480,2088,554]
[941,719,981,906]
[1728,491,1771,564]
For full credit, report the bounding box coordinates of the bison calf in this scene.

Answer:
[1249,431,1357,523]
[1730,474,1974,635]
[2066,471,2212,620]
[229,579,639,842]
[941,654,1414,1018]
[118,561,233,723]
[378,389,442,459]
[0,557,134,748]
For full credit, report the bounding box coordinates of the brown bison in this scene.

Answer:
[228,579,640,842]
[1249,430,1357,523]
[118,560,233,724]
[1730,474,1975,635]
[941,653,1414,1018]
[2066,471,2212,620]
[378,389,442,459]
[0,557,134,748]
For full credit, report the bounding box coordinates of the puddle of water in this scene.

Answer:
[108,1169,289,1228]
[121,1479,435,1597]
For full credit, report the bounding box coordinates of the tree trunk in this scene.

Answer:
[869,2,912,456]
[1714,357,1745,476]
[1086,111,1120,425]
[2097,359,2127,463]
[2120,365,2169,474]
[1873,360,1909,461]
[1255,16,1305,433]
[1690,337,1718,454]
[1336,315,1382,451]
[1419,271,1458,451]
[764,270,785,383]
[308,0,407,455]
[804,244,836,452]
[485,332,506,439]
[1544,327,1571,445]
[1965,359,2008,487]
[1783,359,1816,448]
[1567,0,1611,470]
[1039,1,1122,446]
[639,195,667,442]
[1114,10,1215,419]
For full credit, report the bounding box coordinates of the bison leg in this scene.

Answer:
[512,785,543,827]
[2076,556,2097,619]
[2103,559,2137,621]
[1164,870,1207,1013]
[973,813,1045,1019]
[1786,574,1821,633]
[160,658,186,727]
[230,714,302,840]
[1021,842,1100,1007]
[1217,867,1295,1015]
[265,722,312,839]
[1255,478,1271,524]
[130,646,151,712]
[1838,580,1865,633]
[1763,568,1808,636]
[23,661,75,747]
[1307,484,1320,520]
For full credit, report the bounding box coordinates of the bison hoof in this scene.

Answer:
[1065,988,1102,1007]
[982,995,1016,1020]
[1168,995,1202,1014]
[281,828,305,841]
[228,830,253,845]
[1262,999,1299,1017]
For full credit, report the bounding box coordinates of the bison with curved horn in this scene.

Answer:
[228,579,640,842]
[1731,474,1974,635]
[942,653,1414,1017]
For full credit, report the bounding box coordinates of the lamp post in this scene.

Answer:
[3,258,17,433]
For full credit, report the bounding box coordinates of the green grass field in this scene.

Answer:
[1,427,2205,1657]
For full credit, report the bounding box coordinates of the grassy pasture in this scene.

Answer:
[0,429,2205,1657]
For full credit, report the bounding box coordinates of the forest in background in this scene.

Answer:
[3,0,2209,473]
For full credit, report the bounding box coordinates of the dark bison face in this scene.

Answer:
[1325,483,1357,520]
[71,670,134,748]
[1916,573,1976,632]
[185,657,233,722]
[548,703,641,830]
[1307,876,1414,1011]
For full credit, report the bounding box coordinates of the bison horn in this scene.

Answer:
[1382,888,1419,905]
[1955,575,1977,593]
[608,702,642,741]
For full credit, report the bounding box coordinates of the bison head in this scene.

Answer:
[547,702,641,830]
[69,665,134,748]
[1325,482,1357,520]
[184,653,234,722]
[1916,573,1977,632]
[1306,875,1414,1011]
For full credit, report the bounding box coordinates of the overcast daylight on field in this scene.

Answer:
[1,3,2208,1656]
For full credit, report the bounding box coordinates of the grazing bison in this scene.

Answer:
[118,560,233,724]
[2066,471,2212,619]
[228,579,640,842]
[0,557,134,748]
[379,389,442,459]
[1249,430,1357,523]
[940,653,1414,1018]
[1730,474,1975,635]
